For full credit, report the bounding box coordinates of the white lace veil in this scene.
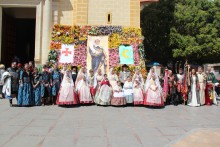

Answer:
[108,68,114,77]
[61,70,74,87]
[144,68,162,94]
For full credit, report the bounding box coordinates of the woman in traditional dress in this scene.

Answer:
[133,78,144,105]
[33,67,42,106]
[76,75,93,104]
[94,69,103,104]
[197,66,206,105]
[108,68,118,88]
[144,69,164,107]
[187,68,200,107]
[75,67,86,87]
[51,63,62,105]
[95,74,112,106]
[61,63,68,75]
[132,69,144,88]
[111,81,126,106]
[18,63,33,106]
[57,70,78,105]
[123,76,134,104]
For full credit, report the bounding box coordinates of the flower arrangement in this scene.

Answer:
[49,24,146,78]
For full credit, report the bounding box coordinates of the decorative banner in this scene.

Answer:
[87,36,109,74]
[119,45,134,64]
[59,44,74,64]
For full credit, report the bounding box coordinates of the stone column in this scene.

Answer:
[41,0,52,64]
[34,1,43,64]
[0,6,2,62]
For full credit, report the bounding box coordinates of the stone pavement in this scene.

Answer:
[0,99,220,147]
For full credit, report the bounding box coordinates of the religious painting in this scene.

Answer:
[87,36,109,74]
[119,45,134,64]
[59,44,74,64]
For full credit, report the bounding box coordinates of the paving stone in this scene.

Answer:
[0,99,220,146]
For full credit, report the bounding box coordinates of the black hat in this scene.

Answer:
[42,65,47,69]
[122,64,129,68]
[71,66,77,69]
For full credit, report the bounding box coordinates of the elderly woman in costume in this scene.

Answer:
[57,70,78,105]
[108,68,119,88]
[144,68,164,107]
[2,70,12,104]
[95,74,112,106]
[0,64,5,99]
[111,81,126,106]
[76,69,93,104]
[123,76,134,104]
[133,78,144,105]
[187,68,200,107]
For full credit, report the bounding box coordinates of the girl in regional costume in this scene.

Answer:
[111,81,126,106]
[144,69,164,107]
[57,70,78,105]
[133,78,144,105]
[187,68,200,107]
[32,67,42,106]
[123,76,134,104]
[76,74,93,104]
[95,74,112,105]
[108,68,119,88]
[94,69,104,104]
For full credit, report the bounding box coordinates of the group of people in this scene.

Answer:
[0,61,219,108]
[162,65,219,107]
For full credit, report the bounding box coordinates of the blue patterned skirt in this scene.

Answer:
[33,85,41,106]
[17,83,33,106]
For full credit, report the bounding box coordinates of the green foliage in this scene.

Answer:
[48,50,58,65]
[171,0,220,63]
[141,0,220,65]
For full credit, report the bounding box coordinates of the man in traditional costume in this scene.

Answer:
[175,68,185,104]
[119,64,130,87]
[41,65,51,105]
[71,66,78,85]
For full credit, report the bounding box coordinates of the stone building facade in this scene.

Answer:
[0,0,142,65]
